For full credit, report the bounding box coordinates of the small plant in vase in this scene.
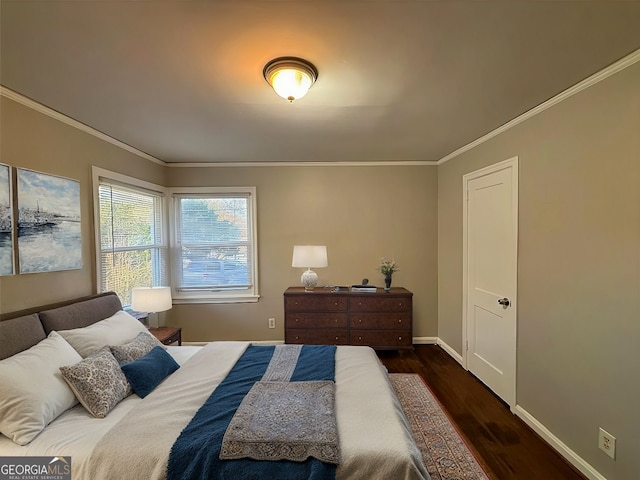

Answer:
[378,258,399,291]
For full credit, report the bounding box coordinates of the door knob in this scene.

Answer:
[497,298,510,307]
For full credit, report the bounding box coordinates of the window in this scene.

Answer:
[170,187,258,303]
[93,168,168,307]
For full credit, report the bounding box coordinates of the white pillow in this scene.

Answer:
[57,310,148,357]
[0,331,82,445]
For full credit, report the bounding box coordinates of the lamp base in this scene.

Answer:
[301,269,319,291]
[148,312,160,329]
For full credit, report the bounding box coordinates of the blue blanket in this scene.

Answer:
[167,344,337,480]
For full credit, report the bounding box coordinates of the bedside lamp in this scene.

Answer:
[131,286,172,328]
[292,245,328,291]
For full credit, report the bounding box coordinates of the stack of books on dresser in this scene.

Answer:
[351,285,377,293]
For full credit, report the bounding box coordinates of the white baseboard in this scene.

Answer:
[435,338,464,365]
[411,336,464,365]
[513,406,607,480]
[427,338,606,480]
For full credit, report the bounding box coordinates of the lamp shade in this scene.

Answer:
[131,287,172,313]
[292,245,328,268]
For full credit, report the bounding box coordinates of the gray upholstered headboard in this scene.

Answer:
[39,292,122,334]
[0,314,46,361]
[0,292,123,360]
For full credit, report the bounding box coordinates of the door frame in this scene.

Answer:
[462,156,518,407]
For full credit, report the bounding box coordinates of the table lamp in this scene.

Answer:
[292,245,328,291]
[131,286,172,328]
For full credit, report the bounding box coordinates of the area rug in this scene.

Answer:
[389,373,491,480]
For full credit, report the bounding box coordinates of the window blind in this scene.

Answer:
[98,180,167,306]
[173,193,253,292]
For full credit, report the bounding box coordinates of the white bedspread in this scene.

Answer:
[0,342,428,480]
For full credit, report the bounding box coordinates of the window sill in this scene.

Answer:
[172,295,260,305]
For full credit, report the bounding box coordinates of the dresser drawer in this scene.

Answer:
[284,287,413,350]
[350,330,412,347]
[286,329,349,345]
[349,296,412,312]
[350,313,412,330]
[285,312,348,329]
[285,295,348,312]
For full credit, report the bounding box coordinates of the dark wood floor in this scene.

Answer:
[377,345,587,480]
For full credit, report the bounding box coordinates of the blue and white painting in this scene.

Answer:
[0,164,14,275]
[17,168,82,273]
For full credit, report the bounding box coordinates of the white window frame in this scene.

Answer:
[168,186,259,304]
[92,167,169,307]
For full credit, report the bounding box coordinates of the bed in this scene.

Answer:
[0,292,429,480]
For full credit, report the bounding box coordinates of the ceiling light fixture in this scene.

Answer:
[263,57,318,102]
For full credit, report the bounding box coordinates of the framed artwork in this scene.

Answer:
[17,168,82,273]
[0,163,14,276]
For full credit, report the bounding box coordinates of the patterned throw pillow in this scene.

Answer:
[60,347,131,418]
[110,332,164,365]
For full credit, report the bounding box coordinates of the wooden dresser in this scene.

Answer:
[284,287,413,350]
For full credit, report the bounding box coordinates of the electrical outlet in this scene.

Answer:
[598,427,616,459]
[268,317,276,329]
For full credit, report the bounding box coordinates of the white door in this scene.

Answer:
[463,157,518,407]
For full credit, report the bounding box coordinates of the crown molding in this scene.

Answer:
[5,46,638,170]
[438,48,640,165]
[167,160,437,168]
[0,86,436,168]
[0,86,166,167]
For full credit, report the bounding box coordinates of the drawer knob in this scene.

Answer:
[295,336,299,340]
[398,319,402,323]
[398,303,403,307]
[295,318,299,323]
[358,336,362,340]
[358,302,362,306]
[334,319,338,323]
[358,319,362,323]
[334,302,338,306]
[335,336,339,340]
[398,336,403,340]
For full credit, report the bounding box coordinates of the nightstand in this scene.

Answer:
[149,326,182,346]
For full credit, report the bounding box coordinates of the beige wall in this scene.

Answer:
[0,96,439,338]
[438,62,640,479]
[0,96,165,312]
[165,165,438,342]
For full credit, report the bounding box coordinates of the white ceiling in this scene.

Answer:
[2,1,640,165]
